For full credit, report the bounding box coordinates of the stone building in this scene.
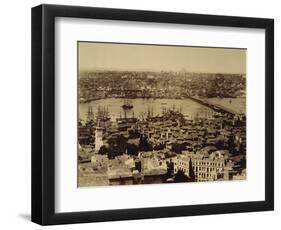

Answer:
[173,151,231,182]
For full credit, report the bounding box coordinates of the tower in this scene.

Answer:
[95,125,103,152]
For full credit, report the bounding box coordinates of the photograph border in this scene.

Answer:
[31,4,274,225]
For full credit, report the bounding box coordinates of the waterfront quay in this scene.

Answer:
[78,100,246,187]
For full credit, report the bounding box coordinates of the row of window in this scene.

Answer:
[175,166,219,173]
[177,161,188,167]
[193,160,224,167]
[198,173,215,179]
[177,159,224,168]
[174,167,187,173]
[194,166,218,172]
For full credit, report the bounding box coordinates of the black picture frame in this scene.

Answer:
[31,4,274,225]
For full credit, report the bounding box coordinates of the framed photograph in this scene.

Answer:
[31,4,274,225]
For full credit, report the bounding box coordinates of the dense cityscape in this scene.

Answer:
[78,71,246,187]
[79,71,246,102]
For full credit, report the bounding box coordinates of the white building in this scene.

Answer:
[173,151,230,182]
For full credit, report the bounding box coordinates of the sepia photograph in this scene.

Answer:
[77,42,246,187]
[31,4,274,225]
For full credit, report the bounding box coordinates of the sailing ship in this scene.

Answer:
[96,105,111,122]
[122,99,133,110]
[86,105,94,121]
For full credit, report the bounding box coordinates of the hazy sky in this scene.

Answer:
[78,42,246,73]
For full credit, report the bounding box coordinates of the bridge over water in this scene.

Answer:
[187,96,244,116]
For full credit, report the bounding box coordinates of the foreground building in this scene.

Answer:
[173,151,232,182]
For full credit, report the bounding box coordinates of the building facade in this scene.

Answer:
[173,151,230,182]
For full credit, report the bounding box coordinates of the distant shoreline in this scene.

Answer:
[80,96,245,104]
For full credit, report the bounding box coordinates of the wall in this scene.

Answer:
[0,0,279,229]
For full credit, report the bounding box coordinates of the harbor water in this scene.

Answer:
[79,98,213,121]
